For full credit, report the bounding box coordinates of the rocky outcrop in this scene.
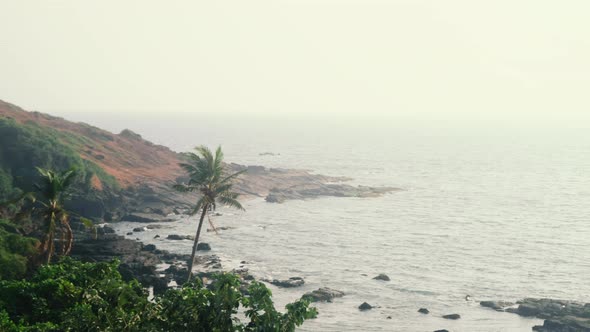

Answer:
[303,287,345,302]
[480,300,514,311]
[483,298,590,332]
[265,184,398,203]
[122,213,177,223]
[264,277,305,288]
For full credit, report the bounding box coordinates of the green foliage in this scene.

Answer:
[0,219,37,280]
[175,145,246,281]
[0,117,118,197]
[0,259,317,331]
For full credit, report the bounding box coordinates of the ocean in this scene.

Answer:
[83,112,589,331]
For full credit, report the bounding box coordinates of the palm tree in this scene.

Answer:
[34,167,78,264]
[174,146,245,281]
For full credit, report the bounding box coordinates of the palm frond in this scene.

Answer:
[80,217,97,240]
[218,196,245,211]
[189,197,207,216]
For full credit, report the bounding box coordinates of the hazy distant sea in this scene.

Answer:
[79,112,590,331]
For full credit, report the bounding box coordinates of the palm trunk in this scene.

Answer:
[187,203,208,282]
[63,221,73,256]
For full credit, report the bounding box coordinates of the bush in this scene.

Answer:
[0,219,37,280]
[0,258,317,331]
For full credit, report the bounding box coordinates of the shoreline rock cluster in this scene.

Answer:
[480,298,590,331]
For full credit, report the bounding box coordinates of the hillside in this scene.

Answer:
[0,100,396,222]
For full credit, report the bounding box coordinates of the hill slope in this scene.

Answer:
[0,100,396,222]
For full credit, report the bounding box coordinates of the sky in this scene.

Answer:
[0,1,589,127]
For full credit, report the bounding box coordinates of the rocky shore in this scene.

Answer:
[480,298,590,331]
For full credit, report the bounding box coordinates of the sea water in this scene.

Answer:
[90,113,589,331]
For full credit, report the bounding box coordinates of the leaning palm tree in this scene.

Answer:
[34,167,78,264]
[174,146,245,281]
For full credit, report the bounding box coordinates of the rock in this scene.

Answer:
[143,244,157,252]
[122,213,175,223]
[442,314,461,320]
[359,302,373,311]
[167,234,194,241]
[503,298,590,331]
[133,227,146,232]
[418,308,430,314]
[386,316,392,319]
[154,235,160,238]
[197,243,211,251]
[434,330,449,332]
[126,232,133,235]
[480,300,514,311]
[532,316,590,332]
[303,287,345,303]
[373,273,390,281]
[265,277,305,288]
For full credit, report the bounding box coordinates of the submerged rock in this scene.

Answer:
[265,277,305,288]
[359,302,373,311]
[373,273,390,281]
[418,308,430,314]
[442,314,461,320]
[303,287,345,302]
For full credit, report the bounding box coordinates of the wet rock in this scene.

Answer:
[143,244,157,252]
[532,316,590,332]
[434,330,449,332]
[418,308,430,314]
[442,314,461,320]
[303,287,345,303]
[126,232,133,235]
[154,234,160,238]
[133,227,146,232]
[359,302,373,311]
[197,243,211,251]
[373,273,390,281]
[386,316,392,319]
[167,234,194,240]
[122,213,176,223]
[265,277,305,288]
[504,298,590,331]
[480,300,514,311]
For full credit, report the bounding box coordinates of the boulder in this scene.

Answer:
[303,287,345,302]
[133,227,146,232]
[197,243,211,251]
[373,273,390,281]
[442,314,461,320]
[418,308,430,314]
[359,302,373,311]
[265,277,305,288]
[143,244,157,252]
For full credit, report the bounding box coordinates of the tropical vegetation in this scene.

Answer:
[0,258,317,331]
[174,146,245,281]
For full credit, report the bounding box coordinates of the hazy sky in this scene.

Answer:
[0,1,588,125]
